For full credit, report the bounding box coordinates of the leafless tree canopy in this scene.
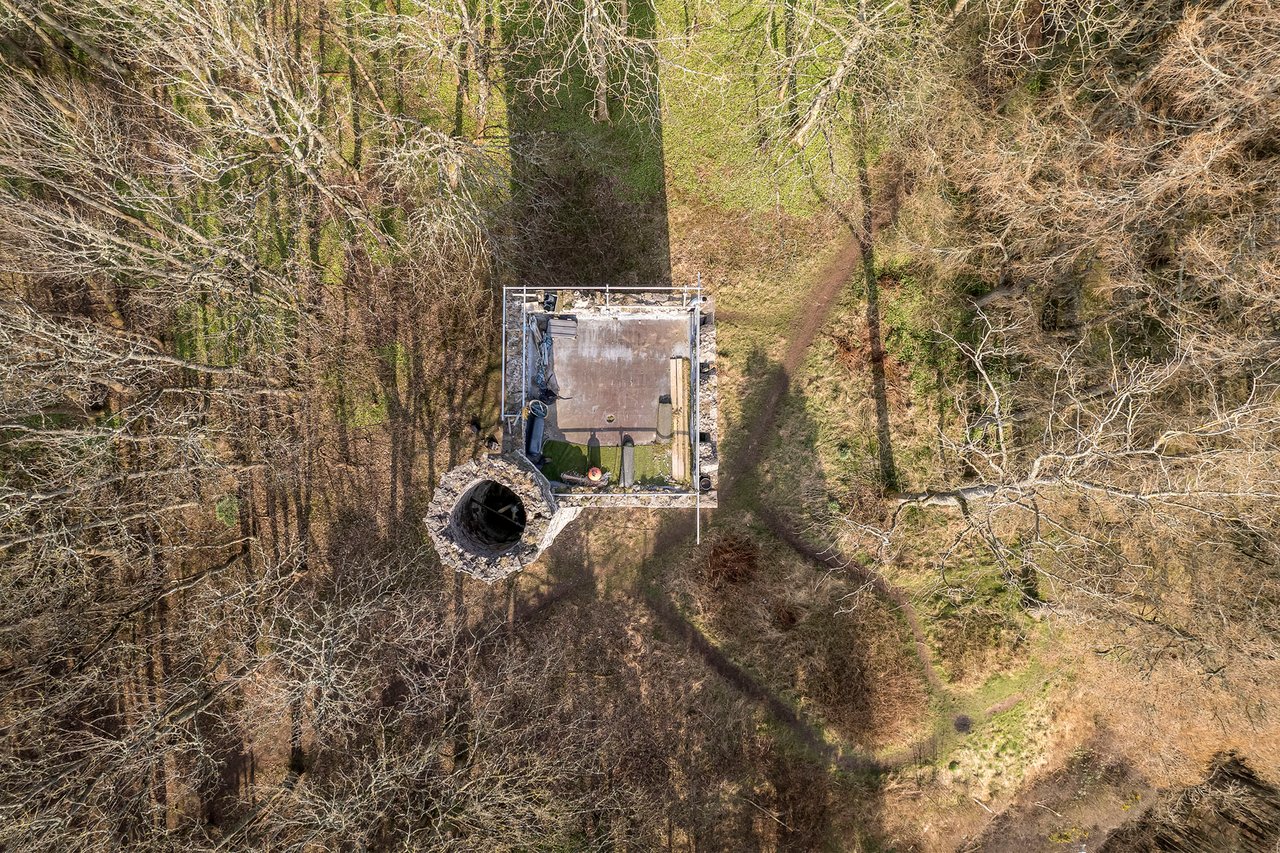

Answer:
[0,0,528,846]
[806,0,1280,719]
[3,0,1278,845]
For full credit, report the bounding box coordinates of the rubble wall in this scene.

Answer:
[425,453,563,582]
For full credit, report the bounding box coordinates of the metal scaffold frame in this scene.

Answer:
[499,283,709,541]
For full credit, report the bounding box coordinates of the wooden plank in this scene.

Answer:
[670,357,690,483]
[669,358,682,482]
[547,317,578,338]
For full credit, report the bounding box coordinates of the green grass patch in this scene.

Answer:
[215,495,240,527]
[540,438,670,484]
[329,379,388,428]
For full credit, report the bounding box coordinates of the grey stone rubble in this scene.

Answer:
[568,288,695,309]
[556,492,702,508]
[696,306,719,498]
[424,453,576,583]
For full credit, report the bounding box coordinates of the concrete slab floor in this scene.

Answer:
[538,312,691,446]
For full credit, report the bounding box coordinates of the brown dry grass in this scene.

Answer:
[679,529,930,751]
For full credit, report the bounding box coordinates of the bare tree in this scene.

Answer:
[804,1,1280,713]
[498,0,662,124]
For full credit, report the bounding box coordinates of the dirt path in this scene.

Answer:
[645,232,947,772]
[720,238,862,494]
[713,233,944,694]
[632,230,950,772]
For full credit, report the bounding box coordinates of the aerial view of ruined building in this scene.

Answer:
[427,285,718,581]
[7,1,1280,846]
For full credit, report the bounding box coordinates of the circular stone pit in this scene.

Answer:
[425,453,558,582]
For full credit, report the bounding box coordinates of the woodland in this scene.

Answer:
[1,0,1278,849]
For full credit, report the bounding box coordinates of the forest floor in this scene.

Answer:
[495,142,1134,846]
[502,215,981,839]
[8,0,1279,849]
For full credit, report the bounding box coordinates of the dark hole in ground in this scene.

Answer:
[455,480,527,552]
[772,603,800,631]
[954,714,973,734]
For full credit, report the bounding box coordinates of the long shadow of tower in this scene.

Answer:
[503,0,672,288]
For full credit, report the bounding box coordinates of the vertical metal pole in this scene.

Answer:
[693,274,701,544]
[500,287,508,417]
[520,285,527,417]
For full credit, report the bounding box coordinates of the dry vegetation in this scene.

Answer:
[752,0,1280,846]
[2,0,1279,849]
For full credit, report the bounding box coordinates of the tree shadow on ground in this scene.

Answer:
[632,526,893,848]
[720,341,943,701]
[808,161,899,492]
[317,249,493,598]
[504,0,671,288]
[503,505,891,850]
[855,153,899,492]
[613,339,922,847]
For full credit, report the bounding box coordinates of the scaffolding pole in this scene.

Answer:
[500,289,507,417]
[520,285,528,422]
[694,273,702,544]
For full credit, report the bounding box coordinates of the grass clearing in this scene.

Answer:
[540,438,671,484]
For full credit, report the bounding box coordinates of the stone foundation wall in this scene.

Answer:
[425,453,563,582]
[696,305,720,486]
[555,491,715,509]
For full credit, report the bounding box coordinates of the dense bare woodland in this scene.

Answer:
[1,0,1278,849]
